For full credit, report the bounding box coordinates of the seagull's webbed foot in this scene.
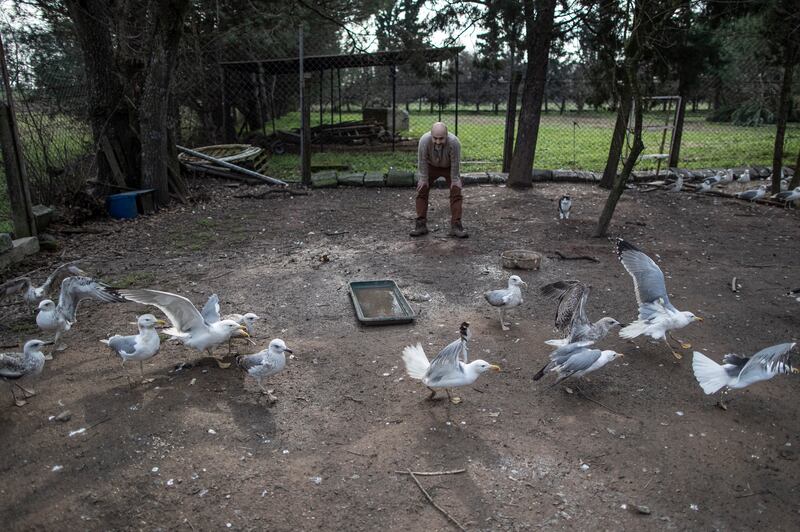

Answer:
[664,336,683,360]
[425,386,440,401]
[15,384,36,397]
[445,389,462,405]
[669,332,691,350]
[10,389,26,407]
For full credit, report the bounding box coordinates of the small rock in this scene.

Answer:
[635,505,651,515]
[310,476,322,485]
[54,410,72,422]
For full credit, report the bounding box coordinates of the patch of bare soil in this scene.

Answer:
[1,180,798,530]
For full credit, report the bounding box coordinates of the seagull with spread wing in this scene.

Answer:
[101,314,166,383]
[36,276,125,354]
[119,289,249,368]
[401,322,499,404]
[532,341,623,387]
[484,275,527,331]
[615,238,702,359]
[237,338,292,404]
[540,280,622,346]
[0,339,52,406]
[0,261,86,308]
[200,294,257,354]
[692,343,798,399]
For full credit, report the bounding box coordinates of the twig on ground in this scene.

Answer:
[234,189,308,199]
[406,469,467,531]
[344,395,364,403]
[324,230,349,236]
[395,469,466,476]
[87,417,112,430]
[575,388,630,418]
[555,251,600,263]
[345,449,375,457]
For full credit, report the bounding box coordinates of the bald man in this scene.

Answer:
[410,122,467,238]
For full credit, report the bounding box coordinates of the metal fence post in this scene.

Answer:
[299,26,311,185]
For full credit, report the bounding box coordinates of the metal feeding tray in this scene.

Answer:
[348,280,416,325]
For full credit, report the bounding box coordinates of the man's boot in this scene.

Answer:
[448,221,468,238]
[410,219,429,237]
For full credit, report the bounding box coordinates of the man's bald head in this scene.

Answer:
[431,122,448,147]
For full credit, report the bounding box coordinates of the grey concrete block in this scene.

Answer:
[363,172,385,187]
[0,237,40,271]
[0,233,12,253]
[337,172,365,186]
[386,168,414,187]
[462,172,489,185]
[311,170,338,188]
[32,204,54,231]
[531,168,552,181]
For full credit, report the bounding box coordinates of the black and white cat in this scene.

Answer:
[558,195,572,220]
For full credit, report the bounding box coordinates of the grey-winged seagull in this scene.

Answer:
[401,322,499,404]
[201,294,257,353]
[532,340,623,386]
[119,289,249,368]
[615,238,702,359]
[736,185,766,202]
[484,275,528,331]
[540,280,622,346]
[101,314,166,382]
[236,338,292,403]
[0,339,52,406]
[36,276,125,354]
[0,261,86,308]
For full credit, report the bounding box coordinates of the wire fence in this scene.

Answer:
[1,23,799,231]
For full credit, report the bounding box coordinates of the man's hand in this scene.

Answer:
[416,178,428,192]
[451,178,463,190]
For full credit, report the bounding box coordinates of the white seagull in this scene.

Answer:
[401,322,499,404]
[532,341,624,387]
[615,238,703,359]
[0,261,86,307]
[692,343,797,399]
[736,185,766,202]
[773,186,800,205]
[200,294,258,353]
[119,289,249,368]
[0,339,52,406]
[668,176,683,192]
[36,276,126,353]
[484,275,527,331]
[101,314,166,382]
[236,338,292,403]
[737,168,751,182]
[540,280,622,346]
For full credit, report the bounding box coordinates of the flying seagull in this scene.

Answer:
[36,276,126,354]
[0,261,86,307]
[692,343,798,405]
[615,238,702,359]
[401,322,499,404]
[101,314,166,383]
[532,341,623,387]
[236,338,292,404]
[0,339,52,406]
[119,289,249,368]
[484,275,528,331]
[540,280,622,346]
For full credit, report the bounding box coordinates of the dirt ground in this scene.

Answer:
[1,179,799,531]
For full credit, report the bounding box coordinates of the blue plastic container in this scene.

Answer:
[106,191,141,219]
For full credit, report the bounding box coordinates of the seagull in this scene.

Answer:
[401,322,499,404]
[736,185,766,202]
[100,314,166,383]
[737,168,751,182]
[236,338,292,404]
[0,261,86,307]
[200,294,257,353]
[118,289,249,368]
[668,176,683,192]
[532,341,624,387]
[718,169,734,184]
[0,339,52,406]
[540,280,622,346]
[484,275,527,331]
[773,186,800,205]
[36,276,126,354]
[615,238,702,359]
[786,288,800,302]
[692,343,798,405]
[695,178,715,193]
[558,195,572,220]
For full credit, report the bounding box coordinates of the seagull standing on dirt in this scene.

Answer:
[773,187,800,205]
[668,176,683,192]
[36,276,126,354]
[101,314,166,382]
[692,343,797,402]
[0,261,86,307]
[0,339,51,406]
[119,289,249,368]
[484,275,527,331]
[401,322,499,404]
[719,169,734,184]
[736,185,766,202]
[737,169,751,182]
[540,280,622,346]
[615,238,703,359]
[236,338,292,403]
[696,178,715,193]
[558,195,572,220]
[532,341,624,386]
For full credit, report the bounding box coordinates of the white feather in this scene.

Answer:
[545,338,568,347]
[401,343,430,380]
[691,351,733,395]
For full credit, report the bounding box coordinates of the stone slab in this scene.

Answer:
[363,172,385,187]
[0,236,40,271]
[337,172,365,186]
[0,233,12,253]
[386,168,414,187]
[311,170,338,188]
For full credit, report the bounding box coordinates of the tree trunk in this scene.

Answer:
[66,0,141,189]
[598,84,631,188]
[790,144,800,189]
[503,70,523,173]
[139,0,190,205]
[507,0,558,188]
[668,84,688,168]
[771,50,794,194]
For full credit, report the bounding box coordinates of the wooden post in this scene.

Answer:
[0,32,36,237]
[298,26,311,186]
